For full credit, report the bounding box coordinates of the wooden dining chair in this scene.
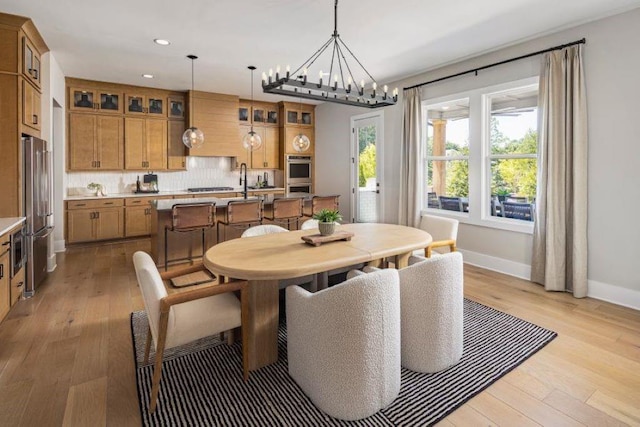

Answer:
[304,195,340,217]
[133,251,249,413]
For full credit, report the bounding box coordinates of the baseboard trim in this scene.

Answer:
[54,239,66,253]
[588,279,640,311]
[458,248,531,280]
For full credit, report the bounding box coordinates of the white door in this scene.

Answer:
[351,112,383,223]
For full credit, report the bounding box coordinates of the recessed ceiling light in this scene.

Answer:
[442,106,450,110]
[142,74,154,79]
[154,39,170,46]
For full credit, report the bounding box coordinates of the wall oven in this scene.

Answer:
[286,155,312,184]
[287,183,313,194]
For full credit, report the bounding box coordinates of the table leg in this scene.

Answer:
[394,251,411,269]
[313,272,329,291]
[367,259,383,268]
[246,279,280,370]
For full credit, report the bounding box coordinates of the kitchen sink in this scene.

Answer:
[248,185,277,189]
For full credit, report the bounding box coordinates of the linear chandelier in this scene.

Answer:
[262,0,398,109]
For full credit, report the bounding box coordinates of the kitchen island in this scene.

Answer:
[149,194,312,267]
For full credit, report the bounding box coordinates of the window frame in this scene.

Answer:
[421,77,539,234]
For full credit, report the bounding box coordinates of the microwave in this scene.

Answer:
[286,155,312,184]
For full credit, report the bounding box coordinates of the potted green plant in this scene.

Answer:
[495,188,510,203]
[313,209,342,236]
[87,182,104,197]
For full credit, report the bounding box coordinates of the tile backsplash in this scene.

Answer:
[66,157,281,196]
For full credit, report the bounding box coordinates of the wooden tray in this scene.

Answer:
[301,231,355,247]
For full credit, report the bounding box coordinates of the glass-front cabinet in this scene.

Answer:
[125,94,166,116]
[283,104,313,127]
[239,101,278,126]
[22,36,41,89]
[168,96,184,119]
[69,87,123,114]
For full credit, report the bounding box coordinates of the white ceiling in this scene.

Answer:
[1,0,639,102]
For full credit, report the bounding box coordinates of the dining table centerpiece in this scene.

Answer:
[313,208,342,236]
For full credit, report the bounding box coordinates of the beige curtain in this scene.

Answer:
[531,45,588,297]
[398,88,424,227]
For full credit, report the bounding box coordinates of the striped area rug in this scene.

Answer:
[131,299,557,426]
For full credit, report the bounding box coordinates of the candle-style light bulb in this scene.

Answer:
[303,68,308,76]
[360,79,365,88]
[285,64,290,79]
[276,65,280,80]
[269,69,273,77]
[318,70,323,88]
[261,72,267,82]
[372,82,377,90]
[333,74,338,90]
[383,85,388,93]
[319,70,324,79]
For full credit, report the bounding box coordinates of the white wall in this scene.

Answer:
[41,52,66,263]
[315,8,640,309]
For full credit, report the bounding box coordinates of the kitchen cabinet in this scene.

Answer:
[10,266,24,307]
[168,96,185,119]
[0,14,47,218]
[188,91,242,157]
[22,35,41,89]
[125,118,167,170]
[68,113,124,170]
[125,93,166,117]
[69,87,123,114]
[0,232,9,321]
[237,125,279,169]
[282,125,314,155]
[239,100,278,126]
[22,78,41,131]
[66,199,124,243]
[167,120,186,170]
[281,101,314,127]
[125,205,152,237]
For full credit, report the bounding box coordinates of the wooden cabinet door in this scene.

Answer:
[125,117,146,169]
[146,119,167,170]
[95,208,124,240]
[10,265,24,307]
[283,126,314,155]
[96,90,123,114]
[125,94,147,115]
[96,115,123,169]
[125,206,150,237]
[0,251,9,321]
[147,96,166,117]
[69,87,98,112]
[22,79,40,131]
[167,120,186,170]
[263,126,279,169]
[68,113,97,170]
[67,210,95,243]
[22,36,41,89]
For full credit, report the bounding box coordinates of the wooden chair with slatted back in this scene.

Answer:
[164,202,216,271]
[304,195,340,217]
[217,199,263,242]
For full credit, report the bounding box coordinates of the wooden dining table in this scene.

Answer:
[203,222,432,371]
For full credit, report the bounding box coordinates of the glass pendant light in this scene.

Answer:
[292,97,310,152]
[242,66,263,151]
[182,55,204,148]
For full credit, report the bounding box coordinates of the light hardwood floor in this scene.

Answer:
[0,239,638,426]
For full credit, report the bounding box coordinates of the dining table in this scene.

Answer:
[203,222,432,371]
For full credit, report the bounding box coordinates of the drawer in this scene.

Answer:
[67,199,124,209]
[125,197,153,206]
[10,267,24,306]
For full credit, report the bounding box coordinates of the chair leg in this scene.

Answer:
[219,332,225,341]
[201,228,206,260]
[149,341,166,413]
[227,329,235,345]
[164,228,168,271]
[144,324,152,364]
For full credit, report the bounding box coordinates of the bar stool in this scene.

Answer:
[304,195,340,217]
[264,198,304,230]
[217,199,263,243]
[164,202,216,271]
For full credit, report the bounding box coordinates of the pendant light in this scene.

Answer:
[292,97,310,152]
[242,66,263,151]
[182,55,204,148]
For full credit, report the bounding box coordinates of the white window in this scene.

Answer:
[424,98,470,215]
[422,77,539,233]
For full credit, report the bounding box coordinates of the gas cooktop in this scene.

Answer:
[187,187,235,192]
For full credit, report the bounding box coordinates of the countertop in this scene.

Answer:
[64,187,285,201]
[152,193,312,211]
[0,217,25,236]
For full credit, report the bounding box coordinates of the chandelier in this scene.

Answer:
[262,0,398,109]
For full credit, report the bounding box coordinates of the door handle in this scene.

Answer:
[33,114,38,125]
[0,263,4,279]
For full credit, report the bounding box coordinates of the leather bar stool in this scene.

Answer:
[217,199,263,243]
[164,202,216,271]
[304,195,340,217]
[264,198,304,230]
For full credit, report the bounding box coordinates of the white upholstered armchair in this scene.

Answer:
[417,214,458,257]
[286,269,401,420]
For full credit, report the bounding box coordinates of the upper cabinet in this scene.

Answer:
[22,36,41,89]
[281,102,314,127]
[125,93,167,117]
[239,100,278,126]
[70,87,124,114]
[168,96,185,120]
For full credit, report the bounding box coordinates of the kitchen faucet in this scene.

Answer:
[239,162,248,199]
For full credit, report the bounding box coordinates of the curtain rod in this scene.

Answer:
[403,38,586,91]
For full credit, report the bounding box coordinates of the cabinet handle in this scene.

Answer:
[104,202,114,205]
[2,241,10,246]
[0,263,3,279]
[90,212,94,219]
[29,68,38,80]
[76,203,87,207]
[98,161,101,168]
[16,281,24,288]
[96,212,100,219]
[33,114,38,125]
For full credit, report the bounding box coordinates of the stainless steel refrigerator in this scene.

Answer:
[23,135,54,297]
